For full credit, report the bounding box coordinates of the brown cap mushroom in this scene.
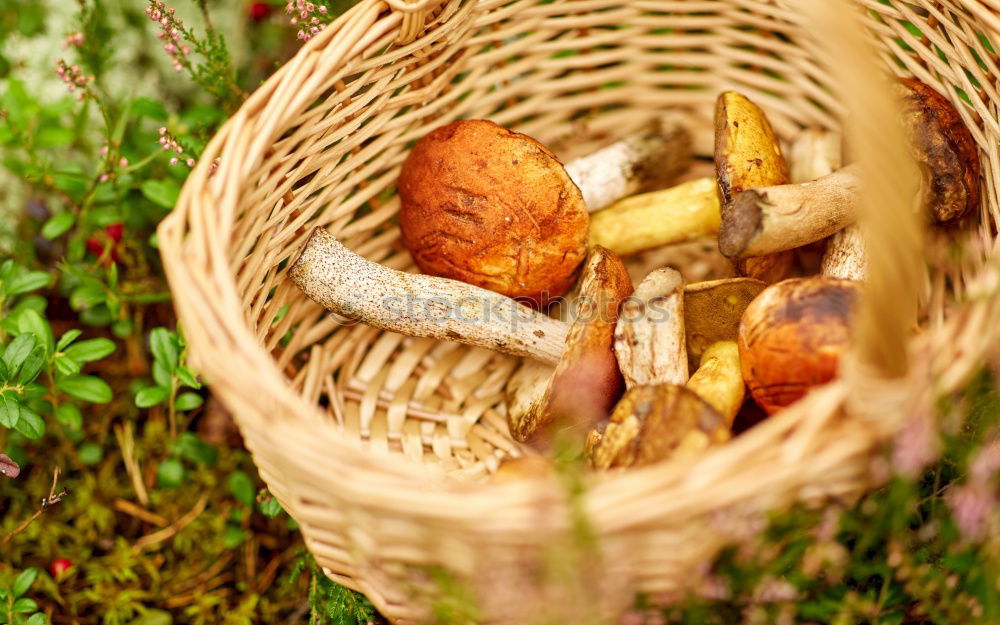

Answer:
[899,77,980,224]
[585,385,729,470]
[399,120,589,308]
[720,78,982,261]
[714,91,796,283]
[738,277,860,414]
[613,268,687,389]
[398,120,689,307]
[505,246,633,446]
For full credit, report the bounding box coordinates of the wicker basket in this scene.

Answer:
[159,0,1000,621]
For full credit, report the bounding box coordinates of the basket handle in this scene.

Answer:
[800,0,924,378]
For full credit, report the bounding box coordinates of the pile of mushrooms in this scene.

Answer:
[288,76,980,473]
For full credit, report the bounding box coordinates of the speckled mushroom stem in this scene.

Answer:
[564,120,691,212]
[289,228,569,364]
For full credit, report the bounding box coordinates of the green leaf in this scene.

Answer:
[141,179,180,209]
[54,355,82,376]
[17,346,45,385]
[175,392,203,411]
[36,125,74,148]
[0,393,20,428]
[2,333,36,376]
[55,403,82,430]
[58,375,112,403]
[26,613,48,625]
[12,568,38,598]
[157,458,185,488]
[136,385,170,408]
[258,492,284,518]
[78,442,103,465]
[176,366,200,389]
[228,471,256,507]
[12,295,46,314]
[111,320,133,339]
[41,212,75,239]
[12,597,38,613]
[152,360,171,388]
[56,329,82,351]
[14,407,45,439]
[64,338,115,363]
[17,309,54,355]
[132,97,168,121]
[69,285,106,311]
[5,271,51,296]
[223,525,248,549]
[149,328,179,372]
[173,432,216,467]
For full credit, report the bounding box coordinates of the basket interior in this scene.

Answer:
[228,0,1000,482]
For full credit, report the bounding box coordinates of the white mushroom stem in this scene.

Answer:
[821,225,867,280]
[789,127,842,184]
[788,127,868,281]
[613,268,687,389]
[564,120,690,212]
[289,228,569,365]
[719,163,861,259]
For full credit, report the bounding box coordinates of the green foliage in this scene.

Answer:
[0,568,47,625]
[649,370,1000,625]
[287,555,378,625]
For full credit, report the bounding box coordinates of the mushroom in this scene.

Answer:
[490,456,556,483]
[613,268,687,389]
[398,119,689,307]
[588,177,720,256]
[685,340,744,427]
[290,228,572,364]
[719,79,981,261]
[586,385,729,470]
[786,127,869,282]
[586,276,759,469]
[738,277,860,415]
[714,91,797,283]
[504,246,633,446]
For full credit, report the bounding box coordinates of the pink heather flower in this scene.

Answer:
[947,484,996,541]
[971,438,1000,483]
[892,409,939,478]
[754,577,798,603]
[146,1,189,71]
[119,157,128,167]
[157,128,195,167]
[54,59,94,99]
[286,0,328,41]
[99,173,109,182]
[63,32,84,48]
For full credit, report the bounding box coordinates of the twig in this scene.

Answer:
[113,498,168,527]
[114,422,149,505]
[1,468,68,548]
[132,494,209,553]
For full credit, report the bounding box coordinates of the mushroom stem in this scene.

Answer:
[719,164,861,259]
[685,341,743,427]
[588,177,720,255]
[614,268,687,389]
[564,120,691,212]
[289,228,569,365]
[789,127,842,184]
[821,225,867,280]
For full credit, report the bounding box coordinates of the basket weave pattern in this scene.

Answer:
[160,0,1000,621]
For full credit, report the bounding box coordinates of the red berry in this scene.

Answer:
[50,558,72,577]
[86,237,104,258]
[106,223,123,243]
[248,2,271,21]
